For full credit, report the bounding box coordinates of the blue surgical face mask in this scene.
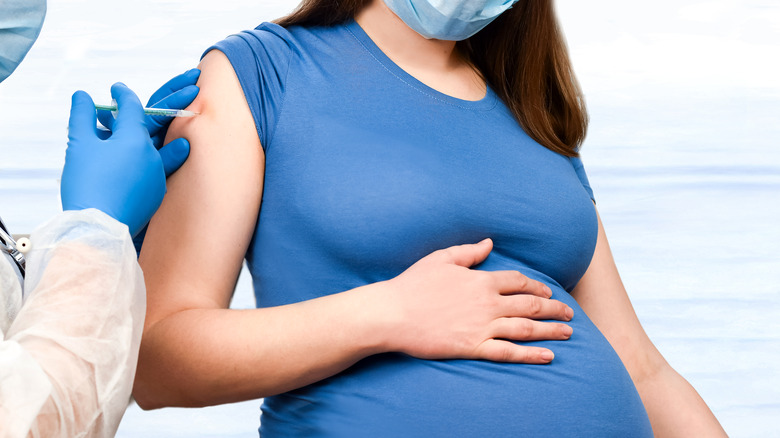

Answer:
[0,0,47,83]
[382,0,518,41]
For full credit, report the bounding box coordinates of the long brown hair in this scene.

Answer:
[276,0,587,157]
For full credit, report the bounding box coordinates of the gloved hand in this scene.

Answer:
[61,82,189,237]
[97,68,200,153]
[95,69,200,252]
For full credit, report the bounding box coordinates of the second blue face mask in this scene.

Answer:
[382,0,519,41]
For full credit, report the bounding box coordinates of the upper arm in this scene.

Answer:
[139,49,264,327]
[571,209,668,382]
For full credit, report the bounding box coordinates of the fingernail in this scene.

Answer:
[541,351,554,362]
[545,286,553,297]
[565,307,574,320]
[563,325,573,337]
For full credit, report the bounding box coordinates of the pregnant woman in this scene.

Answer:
[133,0,726,436]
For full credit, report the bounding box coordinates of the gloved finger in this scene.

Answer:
[96,126,112,141]
[145,84,200,138]
[110,82,147,136]
[149,131,166,152]
[68,90,102,142]
[146,68,201,107]
[157,137,190,177]
[97,108,116,132]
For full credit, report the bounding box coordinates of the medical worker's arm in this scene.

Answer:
[571,211,727,437]
[0,75,198,438]
[0,210,144,438]
[133,50,575,409]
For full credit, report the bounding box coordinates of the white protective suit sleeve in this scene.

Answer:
[0,209,145,438]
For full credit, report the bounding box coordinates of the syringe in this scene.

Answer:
[94,103,199,118]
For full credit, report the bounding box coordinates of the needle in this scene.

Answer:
[94,103,199,118]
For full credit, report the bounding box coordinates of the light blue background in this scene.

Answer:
[0,1,777,436]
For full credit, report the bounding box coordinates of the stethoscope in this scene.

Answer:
[0,214,29,280]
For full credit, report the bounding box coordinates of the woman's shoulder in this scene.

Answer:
[245,22,297,48]
[206,22,295,64]
[203,22,300,109]
[210,20,351,60]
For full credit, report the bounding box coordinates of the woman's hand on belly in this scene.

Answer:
[374,238,574,364]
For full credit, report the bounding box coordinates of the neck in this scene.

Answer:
[356,1,459,71]
[355,0,486,101]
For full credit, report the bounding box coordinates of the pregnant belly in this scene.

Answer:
[259,290,652,438]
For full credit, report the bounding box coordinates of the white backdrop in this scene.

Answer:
[0,1,778,436]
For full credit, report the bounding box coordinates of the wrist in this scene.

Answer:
[340,280,401,357]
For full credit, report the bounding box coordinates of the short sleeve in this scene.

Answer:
[204,23,294,150]
[569,156,595,202]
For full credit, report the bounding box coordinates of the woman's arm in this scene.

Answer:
[133,50,575,409]
[572,209,726,436]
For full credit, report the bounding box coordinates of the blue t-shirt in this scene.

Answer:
[209,20,652,437]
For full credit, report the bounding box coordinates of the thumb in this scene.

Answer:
[110,82,146,136]
[439,238,493,267]
[157,137,190,177]
[67,90,98,141]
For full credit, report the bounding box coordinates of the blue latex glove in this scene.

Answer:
[97,69,200,252]
[97,68,200,155]
[61,83,189,237]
